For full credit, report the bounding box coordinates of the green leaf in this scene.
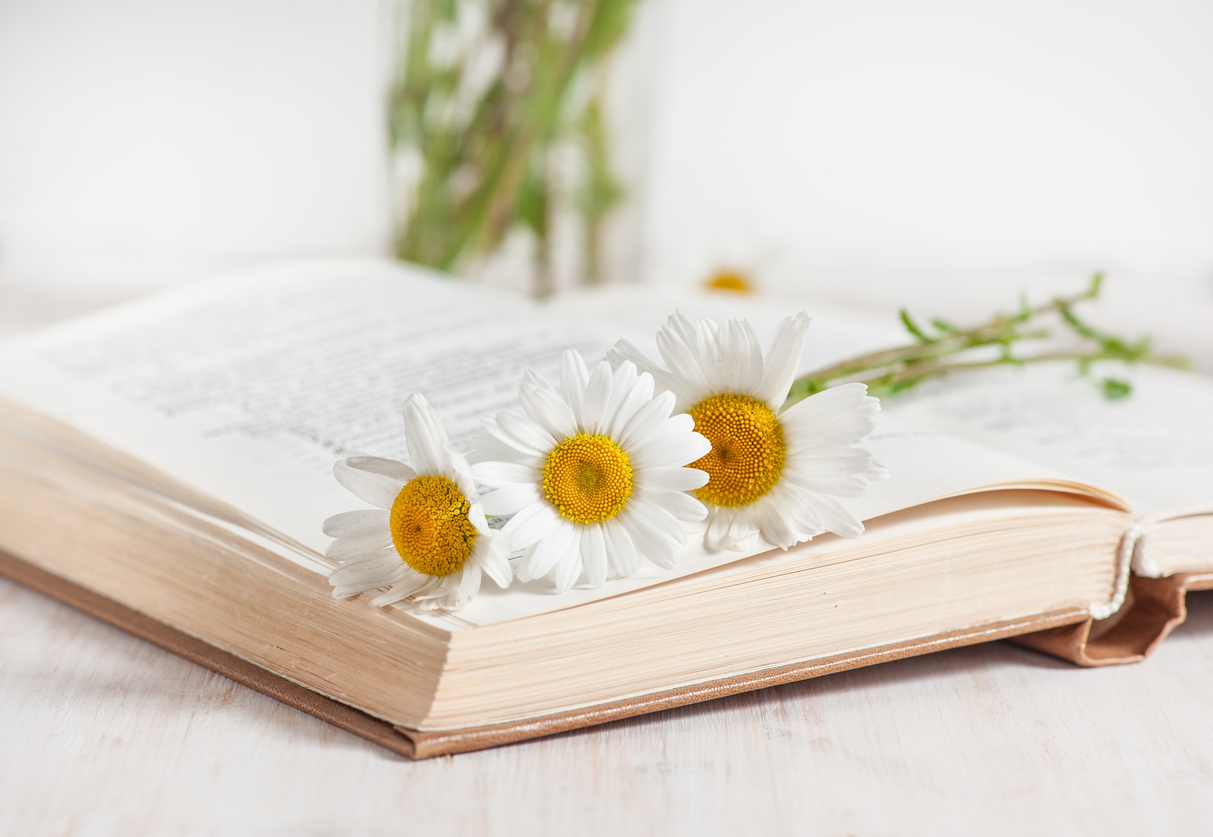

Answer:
[1087,272,1105,299]
[899,310,932,343]
[515,157,549,237]
[1101,378,1132,400]
[1017,293,1031,320]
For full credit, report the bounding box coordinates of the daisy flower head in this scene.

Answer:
[323,393,511,610]
[471,350,712,593]
[608,311,886,552]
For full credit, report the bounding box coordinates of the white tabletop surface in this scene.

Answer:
[2,270,1212,836]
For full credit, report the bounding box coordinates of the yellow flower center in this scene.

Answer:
[389,475,477,577]
[704,268,754,293]
[689,393,786,507]
[542,433,634,524]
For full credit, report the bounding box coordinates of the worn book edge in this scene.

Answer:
[1015,571,1213,665]
[9,545,1181,759]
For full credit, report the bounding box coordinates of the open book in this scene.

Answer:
[0,260,1209,757]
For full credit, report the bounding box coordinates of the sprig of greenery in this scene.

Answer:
[784,274,1187,408]
[389,0,639,298]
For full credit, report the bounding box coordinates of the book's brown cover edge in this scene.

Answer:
[1014,571,1213,666]
[3,546,1171,760]
[0,548,421,759]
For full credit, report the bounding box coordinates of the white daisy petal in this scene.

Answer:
[525,522,578,582]
[783,452,883,497]
[706,507,732,545]
[786,444,879,464]
[329,564,403,598]
[322,509,390,538]
[401,393,450,475]
[639,465,709,492]
[655,313,696,365]
[560,349,590,421]
[452,563,482,605]
[656,324,710,400]
[580,360,615,433]
[740,320,765,392]
[514,543,540,582]
[326,527,394,562]
[720,319,750,393]
[497,409,558,457]
[412,577,459,610]
[464,506,488,540]
[755,312,811,409]
[478,415,528,456]
[607,339,661,381]
[667,310,700,348]
[598,361,638,436]
[580,526,608,588]
[449,455,477,498]
[467,429,517,463]
[783,470,877,499]
[552,548,583,593]
[781,381,879,424]
[620,503,687,567]
[801,492,865,538]
[757,501,797,549]
[782,406,880,447]
[480,482,542,516]
[603,369,656,439]
[521,368,552,391]
[638,488,708,523]
[630,430,712,470]
[336,566,412,600]
[615,389,678,450]
[369,574,429,606]
[329,552,402,588]
[772,490,825,542]
[502,500,561,547]
[472,460,538,487]
[477,537,514,588]
[659,412,696,437]
[706,510,760,552]
[762,491,822,548]
[602,520,640,578]
[334,458,403,510]
[520,382,579,441]
[344,455,416,485]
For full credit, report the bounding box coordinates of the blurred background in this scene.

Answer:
[1,0,1212,352]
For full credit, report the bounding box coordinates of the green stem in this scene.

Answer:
[391,0,639,291]
[784,275,1185,407]
[431,2,600,273]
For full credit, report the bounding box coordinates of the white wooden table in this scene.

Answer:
[3,273,1212,836]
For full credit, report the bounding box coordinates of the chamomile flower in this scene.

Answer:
[323,393,511,610]
[471,350,711,593]
[608,311,886,552]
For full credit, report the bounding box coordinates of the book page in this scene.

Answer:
[885,363,1213,518]
[0,261,608,559]
[0,260,1128,628]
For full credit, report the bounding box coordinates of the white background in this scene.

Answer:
[2,0,1212,303]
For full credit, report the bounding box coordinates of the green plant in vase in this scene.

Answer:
[389,0,640,297]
